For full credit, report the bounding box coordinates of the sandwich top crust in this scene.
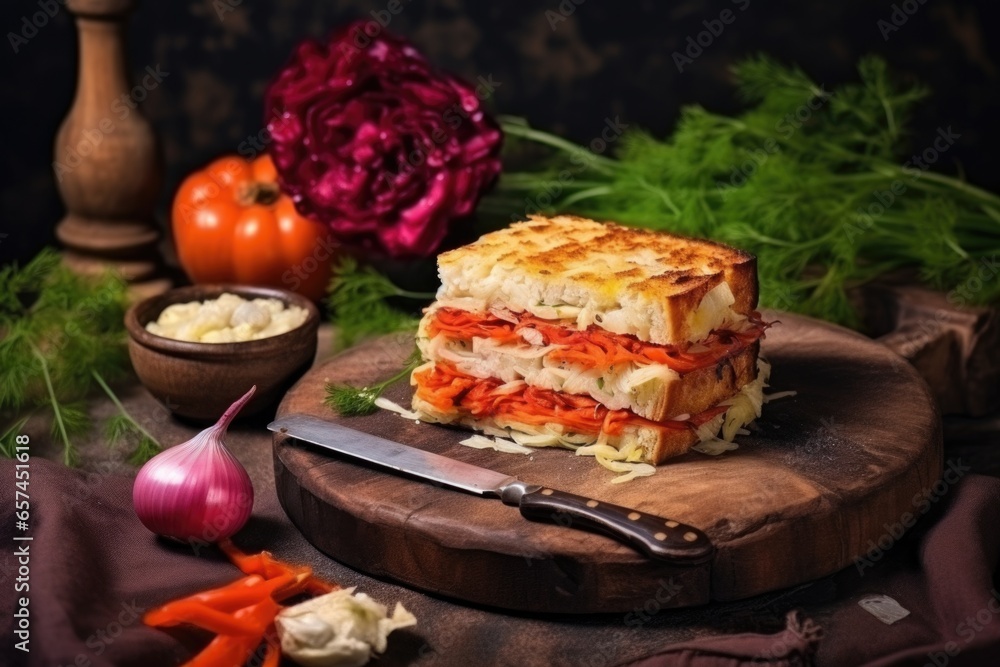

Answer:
[436,215,759,344]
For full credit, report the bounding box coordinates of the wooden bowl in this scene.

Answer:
[125,285,319,421]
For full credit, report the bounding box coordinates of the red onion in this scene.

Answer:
[133,386,256,543]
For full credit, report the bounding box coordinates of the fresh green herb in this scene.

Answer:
[105,414,162,465]
[327,257,435,351]
[596,377,605,390]
[93,370,162,464]
[0,417,28,458]
[490,55,1000,327]
[0,249,160,465]
[324,348,423,416]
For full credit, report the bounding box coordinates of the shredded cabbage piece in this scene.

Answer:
[715,358,770,442]
[576,442,656,483]
[575,443,620,459]
[692,439,739,456]
[275,587,416,667]
[694,357,795,452]
[373,397,421,420]
[508,431,563,447]
[458,434,533,455]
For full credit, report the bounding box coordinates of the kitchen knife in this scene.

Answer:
[268,414,714,564]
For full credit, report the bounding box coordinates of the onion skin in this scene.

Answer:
[133,386,256,542]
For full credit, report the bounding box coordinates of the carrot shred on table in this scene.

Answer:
[145,602,260,635]
[146,540,340,667]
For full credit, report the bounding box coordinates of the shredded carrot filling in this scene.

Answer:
[426,308,768,374]
[413,362,728,437]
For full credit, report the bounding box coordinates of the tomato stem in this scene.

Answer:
[237,183,281,207]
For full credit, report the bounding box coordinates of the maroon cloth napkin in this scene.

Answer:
[620,611,821,666]
[3,456,1000,667]
[0,456,237,667]
[818,467,1000,667]
[621,470,1000,667]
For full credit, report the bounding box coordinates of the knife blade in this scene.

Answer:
[268,414,714,564]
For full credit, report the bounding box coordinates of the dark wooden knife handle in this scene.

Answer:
[514,485,714,564]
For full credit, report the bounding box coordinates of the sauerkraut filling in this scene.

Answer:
[435,266,744,345]
[409,360,774,480]
[412,361,727,440]
[423,306,766,373]
[418,306,767,414]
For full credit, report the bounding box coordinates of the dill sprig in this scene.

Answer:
[93,370,162,464]
[490,54,1000,327]
[327,256,435,351]
[0,417,29,458]
[105,414,162,465]
[0,249,157,465]
[324,348,423,417]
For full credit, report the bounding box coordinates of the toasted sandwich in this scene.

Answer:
[411,215,770,465]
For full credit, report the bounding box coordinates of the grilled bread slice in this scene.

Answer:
[435,215,758,345]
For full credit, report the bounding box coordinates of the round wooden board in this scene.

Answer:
[273,311,942,613]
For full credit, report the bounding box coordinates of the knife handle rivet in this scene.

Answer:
[586,500,599,508]
[541,488,554,496]
[628,512,641,521]
[683,531,698,542]
[665,520,679,528]
[654,532,667,541]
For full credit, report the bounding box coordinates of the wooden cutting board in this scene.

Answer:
[273,311,942,613]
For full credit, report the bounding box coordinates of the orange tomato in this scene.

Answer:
[171,154,336,301]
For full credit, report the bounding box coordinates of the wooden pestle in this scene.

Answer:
[54,0,169,296]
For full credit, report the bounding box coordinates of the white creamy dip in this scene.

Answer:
[146,292,307,343]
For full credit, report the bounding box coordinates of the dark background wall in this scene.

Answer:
[1,0,998,266]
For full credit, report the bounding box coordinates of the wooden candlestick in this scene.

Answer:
[54,0,169,295]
